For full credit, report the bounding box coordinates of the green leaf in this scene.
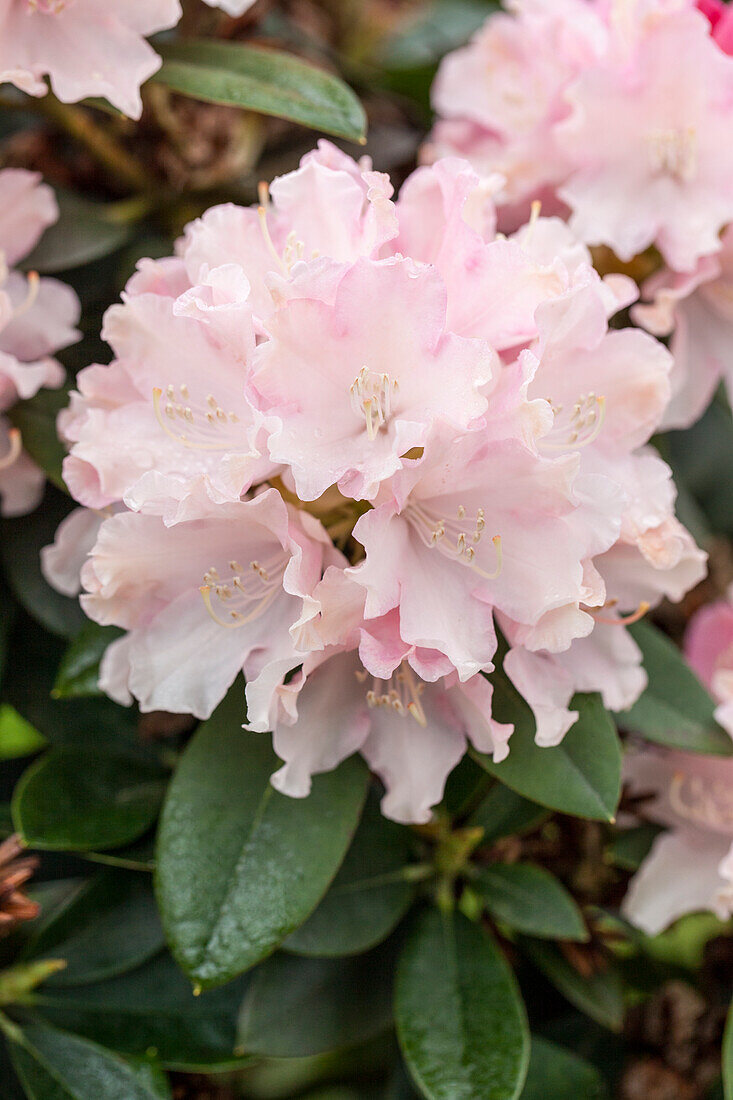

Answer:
[32,952,251,1071]
[468,784,547,844]
[153,41,367,143]
[617,621,733,755]
[520,940,625,1032]
[0,488,86,638]
[475,864,587,942]
[22,871,164,986]
[395,909,529,1100]
[378,0,497,68]
[155,688,368,988]
[7,1020,166,1099]
[0,705,46,761]
[474,683,622,822]
[238,942,395,1057]
[81,834,156,873]
[22,191,133,274]
[285,790,415,957]
[519,1037,608,1099]
[12,748,166,851]
[53,623,123,700]
[607,823,664,872]
[724,999,732,1100]
[8,389,68,493]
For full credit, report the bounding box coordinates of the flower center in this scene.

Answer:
[349,367,399,441]
[542,393,605,451]
[406,502,502,581]
[647,127,698,183]
[356,661,427,726]
[25,0,73,12]
[669,771,733,833]
[200,555,286,629]
[152,384,242,452]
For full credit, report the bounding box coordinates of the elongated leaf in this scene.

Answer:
[617,621,732,755]
[285,790,414,957]
[468,784,547,844]
[153,41,366,143]
[520,1038,608,1099]
[22,191,133,274]
[22,871,164,986]
[7,1020,166,1100]
[474,682,621,822]
[476,864,587,942]
[238,941,395,1057]
[12,748,166,851]
[156,688,368,988]
[395,909,529,1100]
[32,952,250,1071]
[0,705,46,761]
[724,999,732,1100]
[53,623,122,700]
[520,939,625,1032]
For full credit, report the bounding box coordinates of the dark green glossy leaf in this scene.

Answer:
[22,871,164,986]
[0,488,85,638]
[468,784,547,844]
[617,621,732,755]
[7,1020,165,1099]
[238,941,395,1057]
[378,0,497,68]
[53,623,123,700]
[12,748,166,851]
[156,688,368,988]
[607,824,664,872]
[32,952,250,1071]
[519,1037,608,1099]
[520,939,625,1032]
[476,864,587,942]
[0,705,46,761]
[285,790,414,957]
[667,399,733,536]
[8,388,68,493]
[474,683,622,822]
[154,41,367,143]
[22,191,133,274]
[395,909,529,1100]
[81,834,156,873]
[724,999,732,1100]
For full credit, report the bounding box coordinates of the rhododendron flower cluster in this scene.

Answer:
[0,168,79,516]
[428,0,733,429]
[622,592,733,933]
[0,0,256,120]
[45,144,706,823]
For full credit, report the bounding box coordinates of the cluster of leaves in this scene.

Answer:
[0,1,732,1098]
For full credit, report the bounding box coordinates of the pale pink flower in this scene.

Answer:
[558,6,733,271]
[622,746,733,933]
[80,490,337,720]
[180,141,398,331]
[0,169,79,515]
[0,0,182,119]
[684,592,733,736]
[60,257,275,524]
[249,634,512,824]
[249,256,493,501]
[633,226,733,429]
[203,0,255,13]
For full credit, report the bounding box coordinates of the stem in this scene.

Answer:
[35,96,150,193]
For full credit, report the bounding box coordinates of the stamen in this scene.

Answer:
[199,552,286,630]
[12,271,40,320]
[592,600,650,627]
[152,386,247,452]
[349,367,399,440]
[407,502,503,581]
[542,394,606,451]
[0,428,21,471]
[357,661,428,727]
